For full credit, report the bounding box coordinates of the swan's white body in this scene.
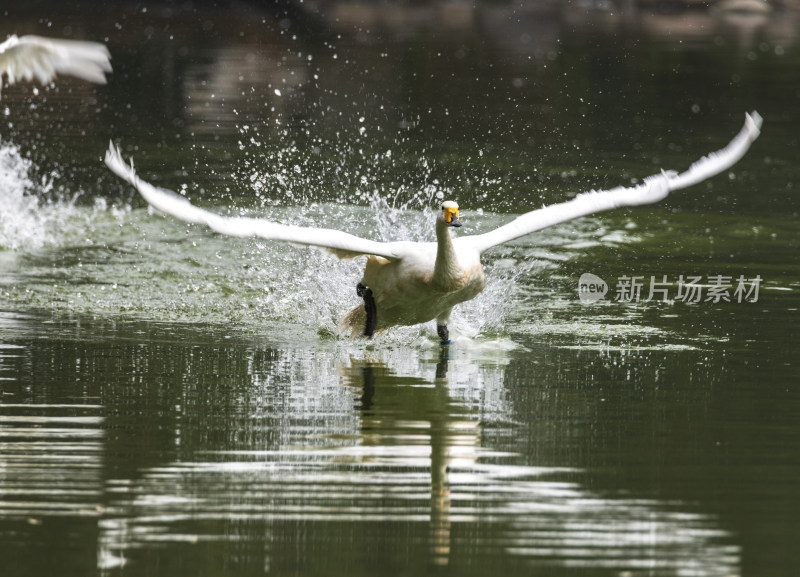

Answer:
[0,34,111,98]
[341,218,487,335]
[104,112,762,339]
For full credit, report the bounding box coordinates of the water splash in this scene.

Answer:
[0,184,657,348]
[0,133,657,349]
[0,140,54,250]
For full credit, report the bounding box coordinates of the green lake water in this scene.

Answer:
[1,3,799,576]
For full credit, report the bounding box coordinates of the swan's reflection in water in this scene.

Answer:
[93,343,739,575]
[341,349,470,566]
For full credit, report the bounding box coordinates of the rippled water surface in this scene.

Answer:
[1,3,800,577]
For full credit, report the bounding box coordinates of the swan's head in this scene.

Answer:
[439,201,461,228]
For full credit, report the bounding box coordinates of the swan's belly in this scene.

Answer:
[363,255,486,327]
[387,278,485,326]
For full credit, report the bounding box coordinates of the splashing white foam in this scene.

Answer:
[0,140,55,250]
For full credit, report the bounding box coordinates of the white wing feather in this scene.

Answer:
[104,142,402,261]
[462,112,762,254]
[0,34,111,95]
[106,112,761,261]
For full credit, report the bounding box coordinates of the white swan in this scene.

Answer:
[0,34,111,98]
[105,112,762,342]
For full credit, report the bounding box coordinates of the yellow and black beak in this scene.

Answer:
[443,206,462,228]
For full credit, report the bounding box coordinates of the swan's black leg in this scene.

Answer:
[435,346,450,379]
[437,324,451,345]
[357,283,377,338]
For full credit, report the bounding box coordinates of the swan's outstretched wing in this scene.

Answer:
[104,143,403,261]
[0,35,111,96]
[463,112,762,254]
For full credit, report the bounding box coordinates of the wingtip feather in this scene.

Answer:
[104,141,136,185]
[745,111,763,138]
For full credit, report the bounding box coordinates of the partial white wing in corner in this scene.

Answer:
[0,34,111,97]
[460,111,763,254]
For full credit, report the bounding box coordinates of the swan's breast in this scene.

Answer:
[358,243,485,326]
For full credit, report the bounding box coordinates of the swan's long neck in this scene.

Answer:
[432,219,461,288]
